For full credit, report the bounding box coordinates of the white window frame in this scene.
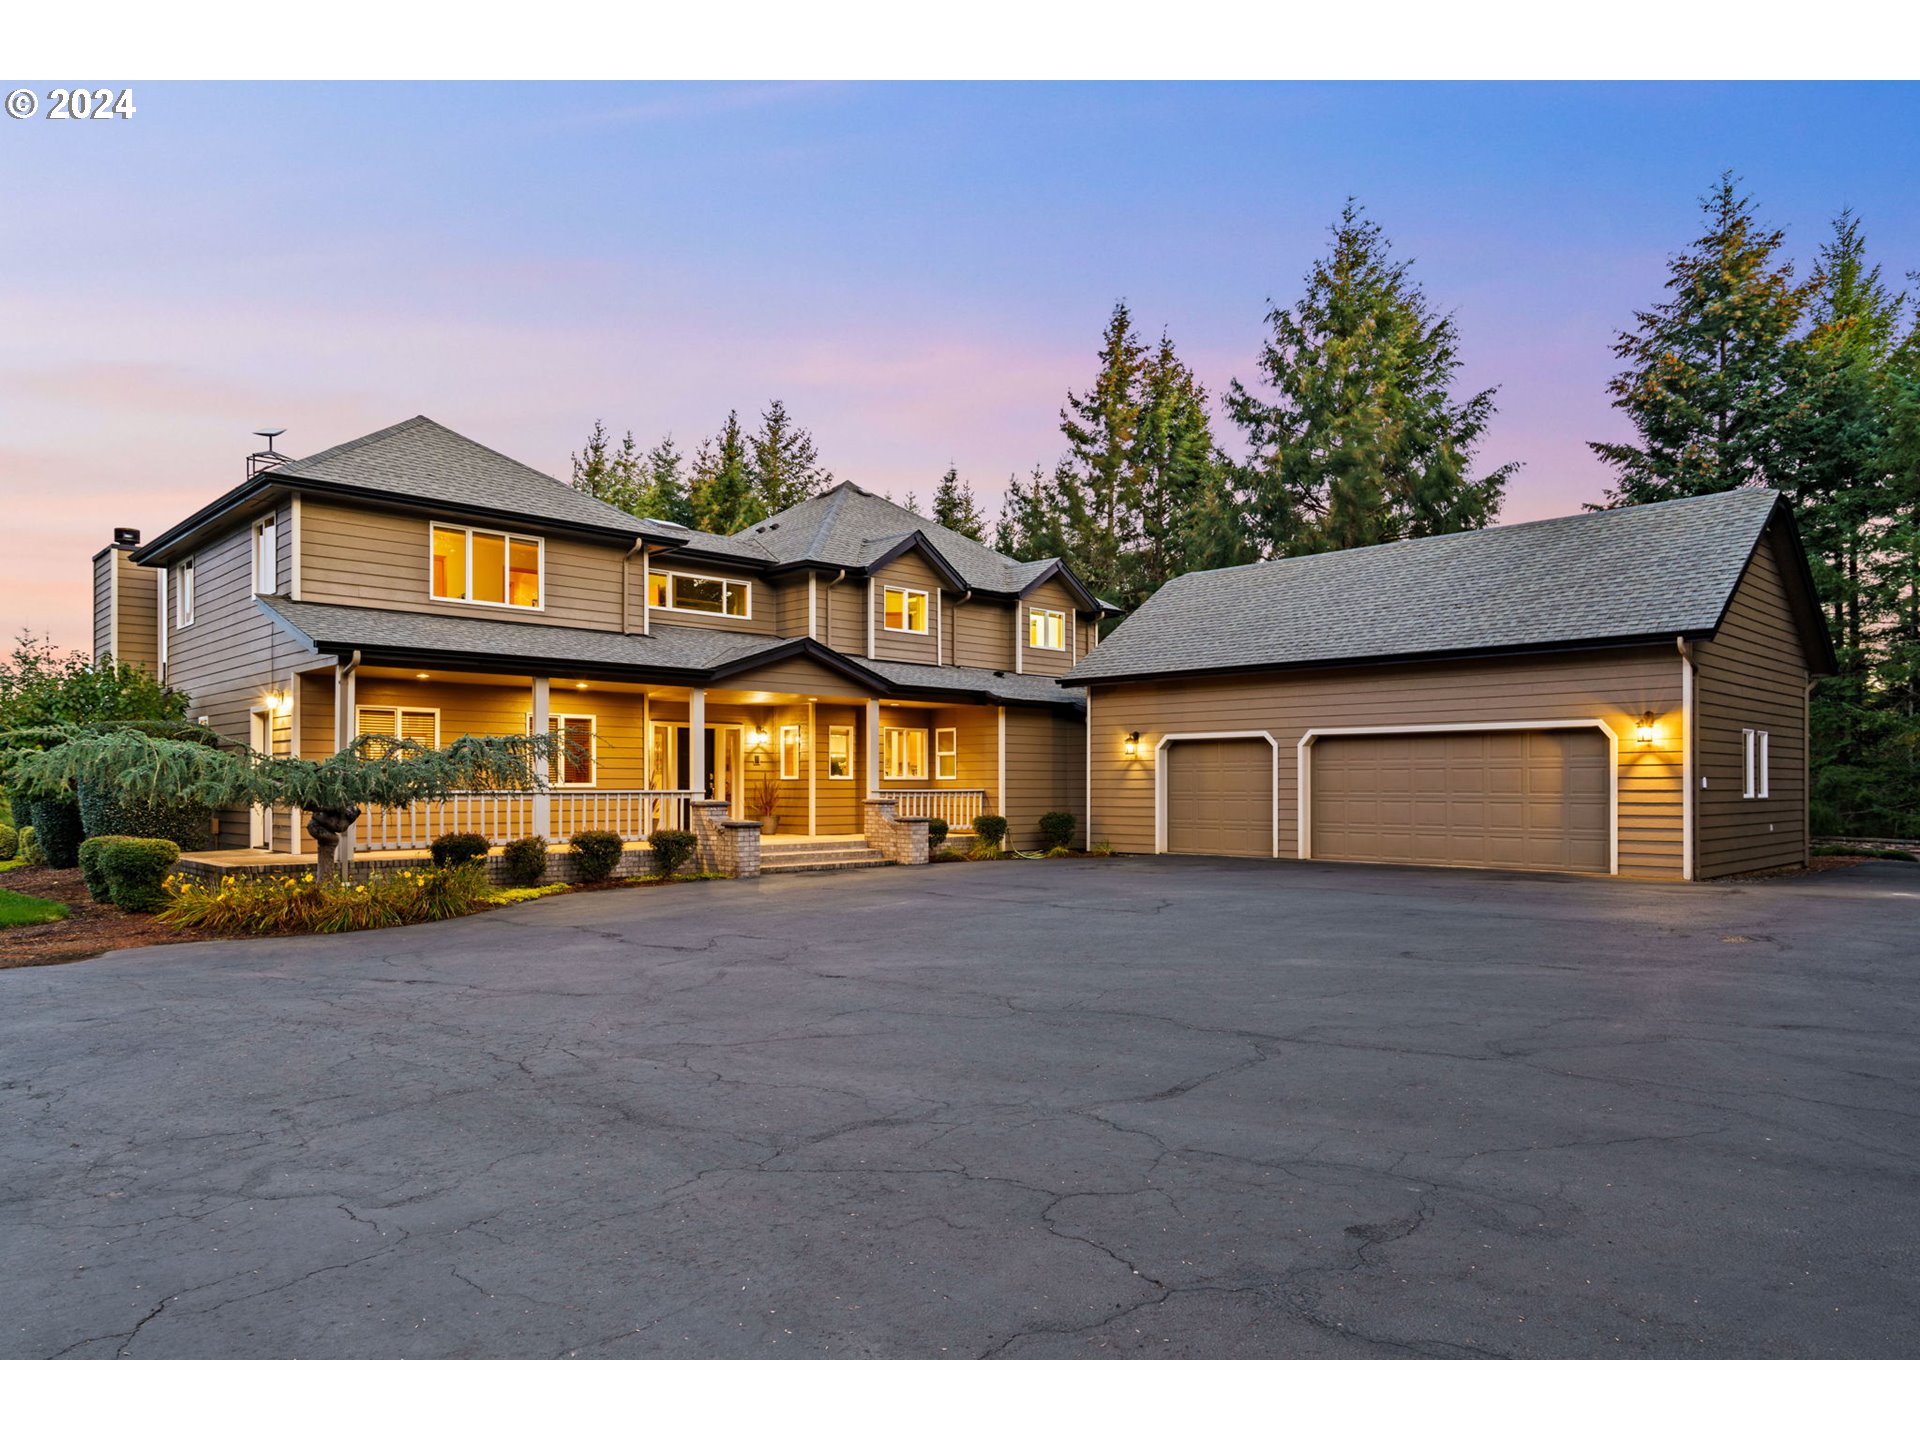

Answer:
[1028,606,1066,651]
[1743,728,1770,800]
[175,557,195,628]
[355,705,440,753]
[647,568,753,619]
[253,516,278,595]
[883,726,929,782]
[934,727,958,780]
[882,585,930,634]
[779,723,802,780]
[529,712,598,788]
[827,725,855,781]
[429,523,545,611]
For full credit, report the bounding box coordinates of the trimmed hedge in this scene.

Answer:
[0,822,15,862]
[570,830,623,884]
[77,781,213,850]
[78,834,134,903]
[8,792,29,830]
[648,828,697,878]
[973,813,1009,848]
[1037,811,1076,850]
[926,817,949,849]
[19,825,43,865]
[95,837,181,912]
[27,797,84,868]
[502,835,548,886]
[431,831,491,868]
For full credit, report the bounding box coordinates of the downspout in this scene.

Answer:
[1677,636,1696,881]
[621,539,643,635]
[1804,675,1817,866]
[821,569,845,650]
[946,589,971,667]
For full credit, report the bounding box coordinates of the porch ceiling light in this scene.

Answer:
[1124,730,1140,758]
[1635,712,1657,746]
[575,681,589,690]
[415,672,430,680]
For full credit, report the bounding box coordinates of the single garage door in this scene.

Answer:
[1310,729,1610,874]
[1165,738,1272,857]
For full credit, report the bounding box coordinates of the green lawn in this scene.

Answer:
[0,888,69,929]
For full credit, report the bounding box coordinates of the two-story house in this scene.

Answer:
[91,416,1107,868]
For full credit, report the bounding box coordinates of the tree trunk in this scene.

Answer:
[305,805,360,885]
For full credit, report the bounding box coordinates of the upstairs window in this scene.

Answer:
[884,586,929,634]
[883,727,928,781]
[432,524,541,608]
[1743,729,1770,799]
[175,559,195,627]
[253,516,278,595]
[648,569,751,618]
[1028,607,1066,651]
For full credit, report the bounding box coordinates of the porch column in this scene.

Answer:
[807,699,818,836]
[866,697,881,796]
[336,663,358,875]
[689,688,708,797]
[531,676,551,840]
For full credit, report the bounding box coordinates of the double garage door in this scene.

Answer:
[1164,729,1610,874]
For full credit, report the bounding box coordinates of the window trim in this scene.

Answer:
[355,705,440,752]
[882,584,930,635]
[882,726,929,782]
[1027,606,1067,651]
[934,726,958,781]
[429,523,546,612]
[253,516,278,596]
[1743,728,1770,800]
[826,724,855,781]
[646,567,754,619]
[530,712,598,788]
[175,558,195,628]
[778,724,802,780]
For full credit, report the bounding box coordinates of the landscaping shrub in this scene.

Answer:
[0,821,15,861]
[967,839,1007,861]
[648,827,698,878]
[1046,844,1072,859]
[162,865,491,935]
[1037,811,1075,850]
[926,817,949,850]
[1089,840,1114,857]
[77,834,134,903]
[972,814,1008,849]
[77,781,212,850]
[430,831,491,869]
[95,837,181,912]
[8,792,30,830]
[570,830,623,884]
[501,835,548,886]
[19,825,43,865]
[27,796,84,868]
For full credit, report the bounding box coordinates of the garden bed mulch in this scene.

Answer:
[0,866,197,970]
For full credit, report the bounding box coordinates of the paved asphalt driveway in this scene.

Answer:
[4,856,1918,1359]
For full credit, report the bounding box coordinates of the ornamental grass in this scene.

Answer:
[161,864,493,936]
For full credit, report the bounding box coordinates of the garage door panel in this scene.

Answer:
[1165,738,1271,858]
[1313,729,1609,875]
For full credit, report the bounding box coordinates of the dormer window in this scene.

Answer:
[884,585,929,634]
[648,570,751,617]
[432,524,542,609]
[1028,607,1066,650]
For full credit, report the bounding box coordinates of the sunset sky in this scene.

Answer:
[5,81,1917,651]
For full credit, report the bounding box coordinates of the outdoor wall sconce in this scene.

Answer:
[1124,731,1140,758]
[748,725,770,748]
[266,689,292,716]
[1635,712,1657,746]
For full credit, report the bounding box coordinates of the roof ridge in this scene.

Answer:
[280,414,437,472]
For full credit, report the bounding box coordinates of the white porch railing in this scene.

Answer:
[881,788,988,832]
[357,789,699,851]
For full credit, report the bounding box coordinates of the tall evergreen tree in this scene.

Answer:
[995,464,1067,563]
[688,411,762,533]
[1127,333,1222,606]
[635,435,694,527]
[1592,173,1816,505]
[750,399,832,516]
[570,419,619,504]
[1057,303,1148,597]
[931,466,987,541]
[1227,201,1512,555]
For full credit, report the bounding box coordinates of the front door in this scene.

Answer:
[248,709,271,848]
[666,725,744,816]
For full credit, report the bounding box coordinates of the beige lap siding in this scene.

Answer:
[867,552,945,664]
[1015,578,1082,678]
[1693,535,1813,879]
[950,600,1015,671]
[1001,708,1087,849]
[1088,646,1686,880]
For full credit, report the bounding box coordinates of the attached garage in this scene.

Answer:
[1070,488,1836,882]
[1163,736,1274,856]
[1306,727,1611,874]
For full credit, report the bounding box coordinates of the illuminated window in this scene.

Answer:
[529,713,596,787]
[356,705,439,757]
[779,724,802,780]
[935,727,958,780]
[883,727,927,781]
[883,586,929,634]
[827,725,854,780]
[647,569,751,617]
[431,524,541,609]
[175,558,195,627]
[1028,607,1066,650]
[253,516,278,594]
[1743,728,1770,799]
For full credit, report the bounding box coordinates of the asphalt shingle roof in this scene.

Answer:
[860,658,1085,710]
[1066,488,1788,684]
[269,416,654,537]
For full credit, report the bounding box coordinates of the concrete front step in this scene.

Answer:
[759,857,893,874]
[759,846,892,873]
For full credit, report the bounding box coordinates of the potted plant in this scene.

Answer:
[751,776,782,836]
